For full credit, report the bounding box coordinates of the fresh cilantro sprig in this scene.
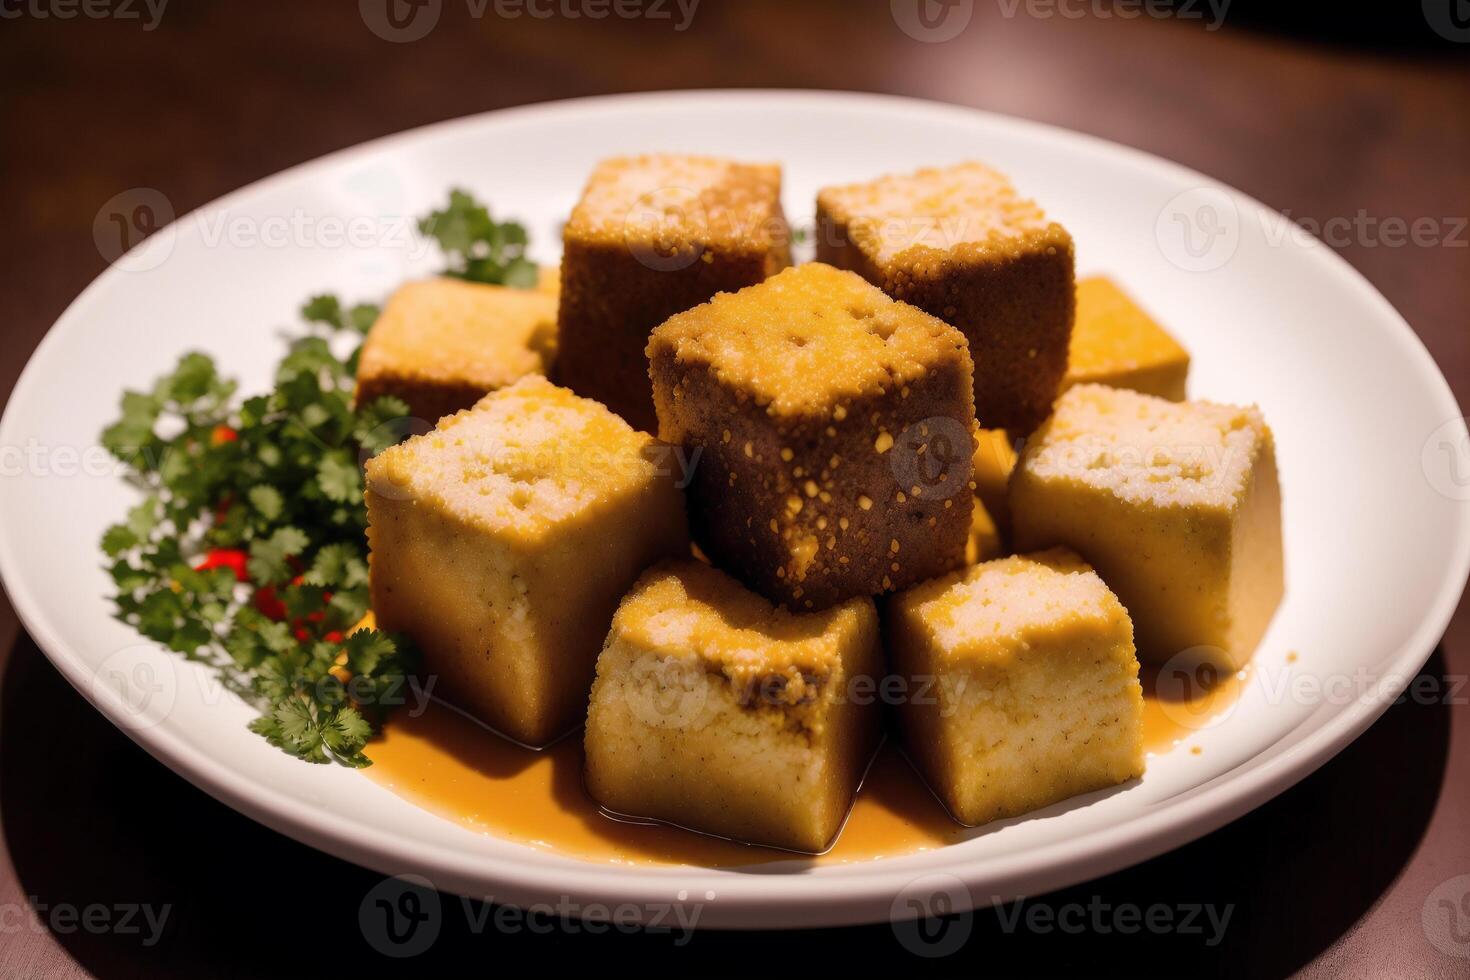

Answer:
[418,187,539,288]
[99,189,534,766]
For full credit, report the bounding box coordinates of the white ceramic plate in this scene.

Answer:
[2,91,1467,930]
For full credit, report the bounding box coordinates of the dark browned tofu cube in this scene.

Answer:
[817,162,1075,434]
[555,154,791,432]
[648,263,976,610]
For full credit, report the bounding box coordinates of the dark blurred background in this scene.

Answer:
[1,2,1467,977]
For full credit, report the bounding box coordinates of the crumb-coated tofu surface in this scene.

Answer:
[648,263,977,610]
[886,548,1145,826]
[816,162,1075,434]
[355,278,558,425]
[1011,384,1283,670]
[584,559,883,853]
[1066,277,1190,400]
[365,376,689,746]
[556,154,791,432]
[564,154,787,249]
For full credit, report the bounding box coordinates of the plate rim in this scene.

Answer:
[2,89,1467,930]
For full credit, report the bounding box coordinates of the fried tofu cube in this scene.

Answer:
[816,162,1075,434]
[1065,277,1190,400]
[648,263,976,610]
[584,559,883,853]
[965,427,1018,562]
[965,499,1006,565]
[556,154,791,431]
[356,278,558,424]
[364,376,690,746]
[886,548,1145,826]
[1011,384,1284,671]
[970,427,1017,550]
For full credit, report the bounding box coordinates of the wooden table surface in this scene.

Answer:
[1,3,1467,977]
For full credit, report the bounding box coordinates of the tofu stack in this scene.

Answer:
[360,153,1282,853]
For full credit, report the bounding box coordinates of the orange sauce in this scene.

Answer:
[364,664,1246,867]
[1140,662,1249,754]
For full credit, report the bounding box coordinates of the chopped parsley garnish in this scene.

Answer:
[99,190,534,766]
[418,187,539,288]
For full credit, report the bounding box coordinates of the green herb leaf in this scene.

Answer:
[418,188,536,288]
[248,526,310,585]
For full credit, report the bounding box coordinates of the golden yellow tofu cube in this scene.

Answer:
[1011,384,1284,671]
[887,548,1145,826]
[584,559,883,853]
[365,376,690,746]
[356,278,558,424]
[970,427,1018,548]
[965,498,1006,565]
[536,263,561,297]
[1065,277,1190,400]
